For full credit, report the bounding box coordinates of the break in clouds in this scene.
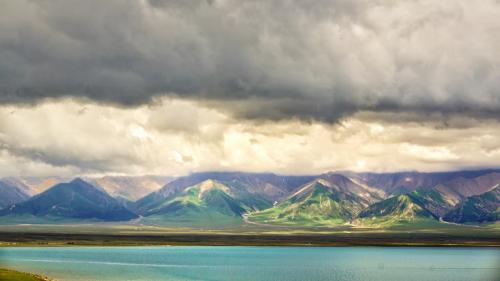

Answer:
[0,0,499,176]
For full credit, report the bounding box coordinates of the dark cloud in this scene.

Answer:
[0,0,499,122]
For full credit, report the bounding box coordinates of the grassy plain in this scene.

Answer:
[0,221,498,247]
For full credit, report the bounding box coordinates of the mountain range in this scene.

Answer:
[2,175,172,201]
[0,170,498,228]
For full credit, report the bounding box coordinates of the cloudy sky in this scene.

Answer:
[0,0,499,176]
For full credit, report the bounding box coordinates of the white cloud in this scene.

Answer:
[0,99,499,176]
[399,144,460,162]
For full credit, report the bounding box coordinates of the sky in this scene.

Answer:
[0,0,499,176]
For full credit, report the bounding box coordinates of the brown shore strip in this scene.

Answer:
[0,231,499,247]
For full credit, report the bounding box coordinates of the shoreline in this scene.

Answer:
[1,231,499,247]
[0,268,54,281]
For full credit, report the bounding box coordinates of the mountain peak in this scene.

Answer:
[70,177,88,185]
[195,179,230,197]
[287,179,330,199]
[0,178,138,221]
[198,179,218,189]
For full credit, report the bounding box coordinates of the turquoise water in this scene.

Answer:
[0,246,499,281]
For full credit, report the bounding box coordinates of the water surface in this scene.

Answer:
[0,246,498,281]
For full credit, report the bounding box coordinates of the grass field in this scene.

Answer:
[0,222,498,247]
[0,268,51,281]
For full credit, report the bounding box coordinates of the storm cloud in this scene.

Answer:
[1,0,499,122]
[1,0,500,176]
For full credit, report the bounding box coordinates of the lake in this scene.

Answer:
[0,246,499,281]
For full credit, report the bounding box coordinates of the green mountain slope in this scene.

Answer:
[135,172,313,214]
[408,189,458,218]
[356,193,438,226]
[142,180,252,227]
[444,185,500,223]
[247,176,382,226]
